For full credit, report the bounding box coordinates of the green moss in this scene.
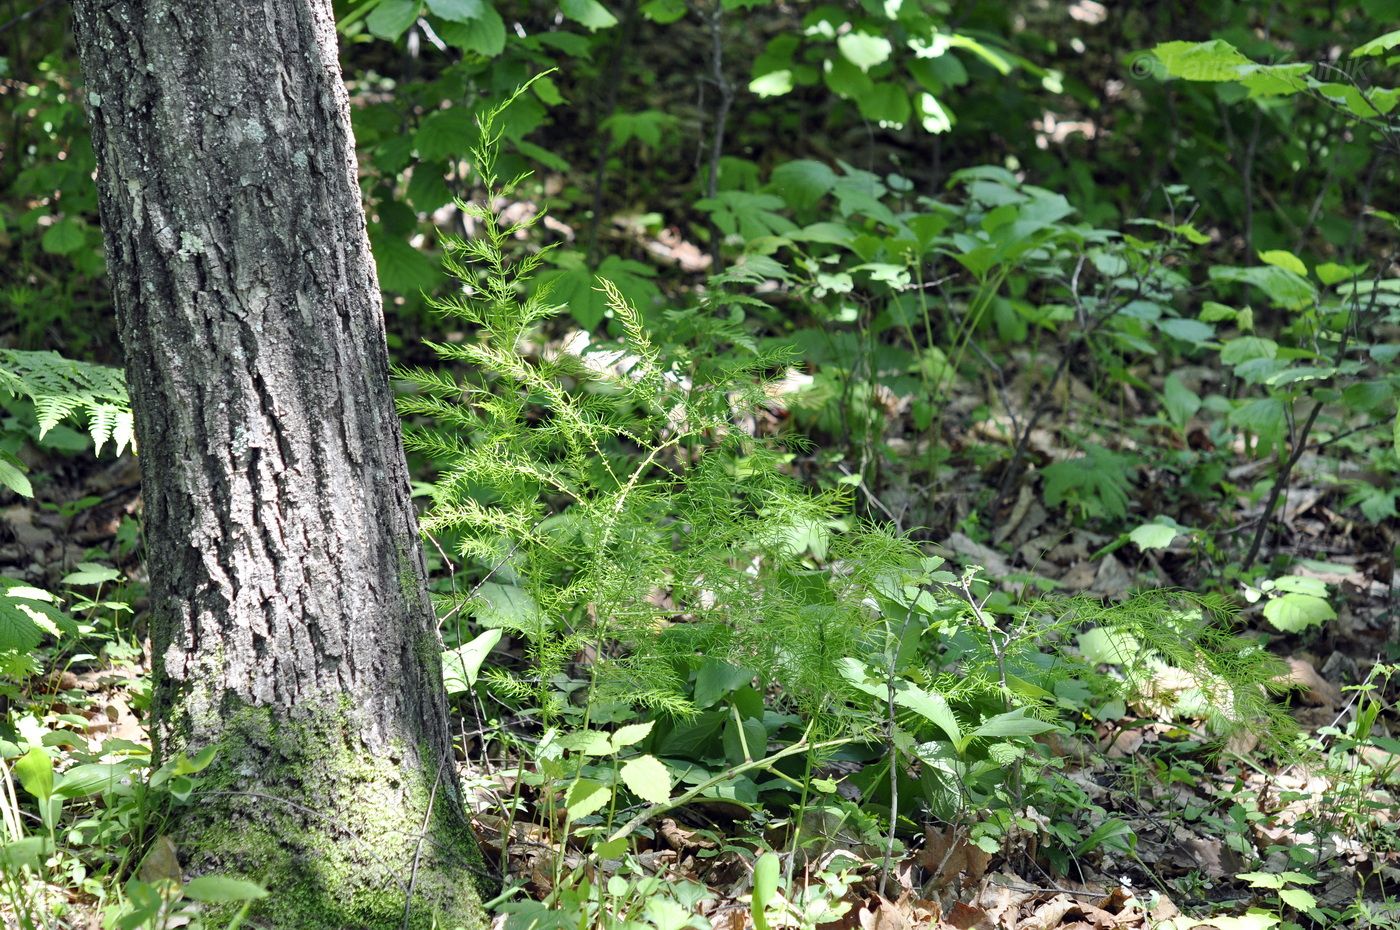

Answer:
[172,698,489,930]
[395,538,425,611]
[153,645,227,757]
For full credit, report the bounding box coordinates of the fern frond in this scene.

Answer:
[0,349,134,455]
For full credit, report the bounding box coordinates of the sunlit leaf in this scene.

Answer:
[619,754,671,803]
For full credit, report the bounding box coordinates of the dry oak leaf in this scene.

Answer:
[1282,658,1343,707]
[858,896,912,930]
[1016,894,1078,930]
[945,901,994,930]
[918,826,993,890]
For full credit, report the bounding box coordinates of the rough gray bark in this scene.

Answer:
[70,2,487,926]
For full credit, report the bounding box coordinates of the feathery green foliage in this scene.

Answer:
[0,349,132,497]
[401,84,1290,767]
[0,349,131,454]
[397,82,921,724]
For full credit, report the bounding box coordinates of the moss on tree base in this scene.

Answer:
[169,699,490,930]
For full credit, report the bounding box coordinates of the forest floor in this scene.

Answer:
[3,414,1397,930]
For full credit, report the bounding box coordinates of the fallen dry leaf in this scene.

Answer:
[1283,658,1343,707]
[918,826,993,890]
[977,873,1037,928]
[1172,832,1241,879]
[946,900,994,930]
[1016,894,1077,930]
[858,896,912,930]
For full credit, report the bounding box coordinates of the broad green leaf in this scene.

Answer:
[15,747,54,802]
[558,729,614,756]
[1162,373,1201,427]
[1210,265,1315,310]
[1269,575,1327,597]
[602,109,678,149]
[441,628,502,694]
[1316,262,1361,285]
[407,163,453,212]
[1156,317,1214,344]
[749,70,793,98]
[969,708,1060,740]
[425,0,482,20]
[1228,397,1285,451]
[1237,872,1286,889]
[174,745,219,776]
[436,6,506,55]
[1203,907,1280,928]
[656,711,725,757]
[1151,40,1251,81]
[1199,302,1237,322]
[893,683,962,746]
[823,56,873,100]
[41,217,86,255]
[1220,335,1278,365]
[0,580,68,652]
[646,897,692,930]
[1073,818,1133,855]
[367,0,419,41]
[542,255,659,329]
[1263,365,1335,387]
[1354,29,1400,57]
[770,160,837,210]
[1263,593,1335,632]
[722,716,768,764]
[838,658,963,745]
[916,92,953,133]
[182,876,270,903]
[694,659,753,708]
[859,83,911,126]
[1316,82,1400,117]
[752,852,780,930]
[371,234,440,294]
[0,456,32,498]
[1167,221,1211,244]
[513,139,571,173]
[696,190,796,241]
[1077,627,1140,665]
[55,763,129,798]
[0,837,50,870]
[470,583,544,635]
[1129,521,1180,551]
[531,76,564,106]
[1258,249,1307,277]
[838,32,893,72]
[641,0,687,24]
[6,586,55,603]
[1041,445,1134,519]
[619,754,671,803]
[610,721,654,750]
[62,562,121,586]
[1338,380,1394,411]
[1237,62,1310,97]
[1278,887,1317,912]
[561,0,618,30]
[565,778,612,819]
[1235,355,1290,384]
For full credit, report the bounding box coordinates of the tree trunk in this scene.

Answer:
[70,3,487,927]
